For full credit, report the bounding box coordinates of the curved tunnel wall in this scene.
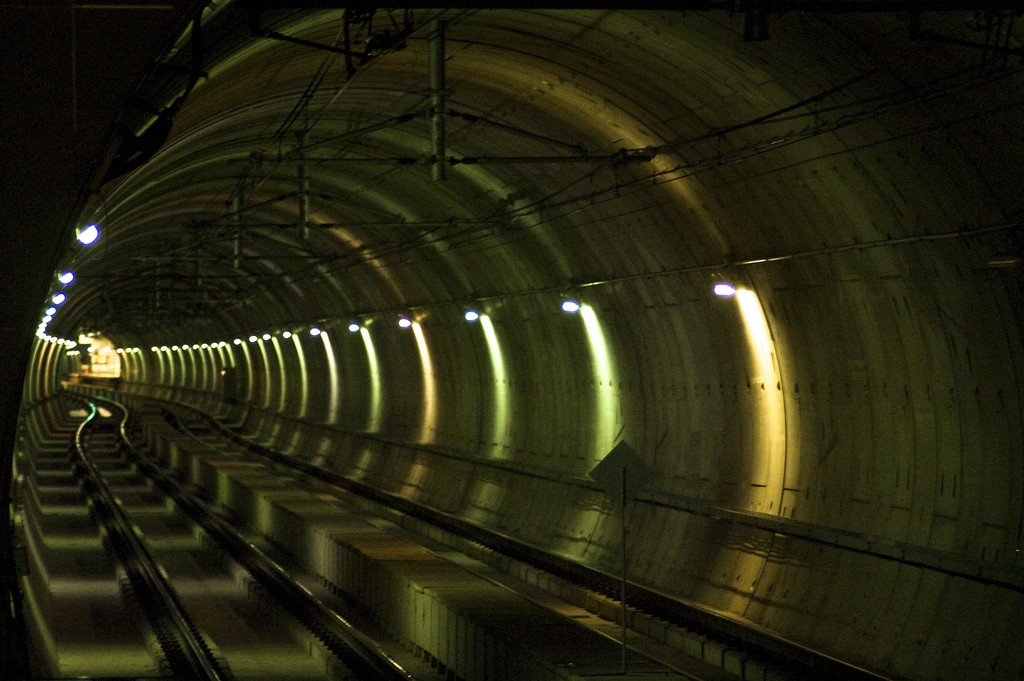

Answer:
[27,8,1024,681]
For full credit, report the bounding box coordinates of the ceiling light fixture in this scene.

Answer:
[713,282,737,297]
[77,224,99,246]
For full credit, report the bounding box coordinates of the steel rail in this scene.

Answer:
[72,400,228,681]
[101,396,416,681]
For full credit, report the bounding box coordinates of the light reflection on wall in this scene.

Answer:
[269,337,287,413]
[580,304,620,459]
[319,331,340,424]
[236,341,254,402]
[290,334,309,419]
[256,338,272,409]
[200,347,213,391]
[193,347,204,391]
[160,349,173,385]
[353,447,375,479]
[197,347,209,391]
[359,327,382,433]
[183,347,196,390]
[411,321,437,445]
[173,347,185,387]
[735,289,787,511]
[479,314,509,458]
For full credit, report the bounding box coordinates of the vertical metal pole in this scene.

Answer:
[232,193,241,269]
[298,136,310,239]
[621,465,628,674]
[430,20,447,181]
[298,162,310,239]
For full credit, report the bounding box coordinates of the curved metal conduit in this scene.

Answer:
[72,399,228,681]
[102,396,416,681]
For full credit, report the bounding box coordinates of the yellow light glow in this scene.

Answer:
[214,342,234,371]
[154,347,168,384]
[237,341,254,402]
[479,314,509,458]
[735,289,787,509]
[319,331,340,424]
[196,346,211,391]
[360,327,382,432]
[269,337,287,413]
[411,321,437,444]
[182,346,196,389]
[256,337,272,408]
[290,333,309,418]
[206,345,220,391]
[580,304,620,459]
[173,347,186,387]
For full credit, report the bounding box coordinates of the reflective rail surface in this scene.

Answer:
[73,399,229,681]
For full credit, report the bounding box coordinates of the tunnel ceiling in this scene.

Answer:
[50,4,1024,347]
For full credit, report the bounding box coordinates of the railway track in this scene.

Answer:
[134,394,889,681]
[19,394,417,681]
[15,388,894,680]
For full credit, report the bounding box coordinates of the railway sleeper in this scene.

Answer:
[150,431,746,681]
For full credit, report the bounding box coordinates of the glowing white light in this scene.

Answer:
[151,346,158,352]
[561,299,580,313]
[282,331,292,339]
[309,327,322,336]
[42,315,52,323]
[262,333,271,341]
[45,307,56,315]
[398,317,412,328]
[464,310,480,322]
[58,271,74,285]
[233,338,242,345]
[714,282,737,297]
[171,345,179,351]
[77,224,99,246]
[248,335,258,342]
[348,323,360,333]
[52,293,66,305]
[160,346,169,351]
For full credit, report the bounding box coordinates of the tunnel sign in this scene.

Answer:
[589,440,653,504]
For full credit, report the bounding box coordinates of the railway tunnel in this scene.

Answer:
[3,3,1024,680]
